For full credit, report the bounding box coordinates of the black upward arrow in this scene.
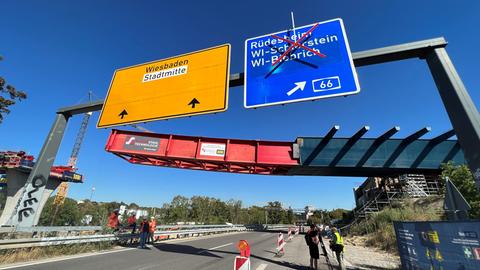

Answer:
[118,109,128,119]
[188,98,200,108]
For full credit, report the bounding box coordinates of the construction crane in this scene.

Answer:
[51,92,93,224]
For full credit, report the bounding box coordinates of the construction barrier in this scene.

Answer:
[287,227,293,241]
[275,232,285,255]
[234,240,251,270]
[234,256,250,270]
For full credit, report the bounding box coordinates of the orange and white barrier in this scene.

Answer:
[234,256,250,270]
[276,232,285,255]
[295,227,299,235]
[234,240,251,270]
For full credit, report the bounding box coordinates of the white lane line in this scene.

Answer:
[197,242,233,254]
[0,232,251,269]
[255,263,268,270]
[0,247,136,270]
[261,233,270,237]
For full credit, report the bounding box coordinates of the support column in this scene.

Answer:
[426,48,480,189]
[0,168,62,225]
[0,169,27,225]
[7,113,69,226]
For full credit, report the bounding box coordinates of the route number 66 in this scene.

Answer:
[312,76,341,92]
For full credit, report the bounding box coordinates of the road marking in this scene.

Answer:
[197,242,233,254]
[255,263,268,270]
[261,233,270,237]
[0,232,253,269]
[0,247,136,270]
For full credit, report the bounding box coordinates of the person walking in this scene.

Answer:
[305,224,320,270]
[138,217,149,249]
[330,227,345,270]
[148,216,156,244]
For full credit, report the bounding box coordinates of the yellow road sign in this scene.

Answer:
[97,44,230,128]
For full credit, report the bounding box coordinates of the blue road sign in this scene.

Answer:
[244,18,360,108]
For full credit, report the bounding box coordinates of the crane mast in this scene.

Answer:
[52,92,92,209]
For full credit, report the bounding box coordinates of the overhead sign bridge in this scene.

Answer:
[105,127,464,177]
[10,36,480,227]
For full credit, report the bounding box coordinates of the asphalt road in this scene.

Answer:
[1,231,336,270]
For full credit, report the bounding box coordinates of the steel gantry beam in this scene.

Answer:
[10,37,480,226]
[106,128,464,177]
[356,126,400,167]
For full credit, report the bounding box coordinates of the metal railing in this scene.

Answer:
[0,226,103,234]
[0,224,247,250]
[263,224,296,231]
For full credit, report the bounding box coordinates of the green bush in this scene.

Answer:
[350,198,443,253]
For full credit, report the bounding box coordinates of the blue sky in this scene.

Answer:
[0,1,479,210]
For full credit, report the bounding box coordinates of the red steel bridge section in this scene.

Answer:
[105,127,465,177]
[105,129,298,175]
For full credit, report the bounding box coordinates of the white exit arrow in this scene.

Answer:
[286,81,307,96]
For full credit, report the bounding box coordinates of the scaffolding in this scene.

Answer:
[353,174,443,218]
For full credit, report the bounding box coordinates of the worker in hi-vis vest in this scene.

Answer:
[107,210,120,232]
[148,216,157,244]
[330,227,345,270]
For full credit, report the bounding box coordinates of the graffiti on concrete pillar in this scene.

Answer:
[17,175,46,222]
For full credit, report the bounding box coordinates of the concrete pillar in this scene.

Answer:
[0,168,62,226]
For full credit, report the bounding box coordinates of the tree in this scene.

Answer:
[247,206,266,224]
[191,196,211,223]
[226,199,242,224]
[40,197,81,226]
[286,207,295,224]
[77,200,108,226]
[169,195,190,222]
[441,162,480,218]
[266,201,285,224]
[0,56,27,123]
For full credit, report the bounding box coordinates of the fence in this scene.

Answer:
[0,224,247,250]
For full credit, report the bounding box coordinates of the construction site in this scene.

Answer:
[353,174,443,218]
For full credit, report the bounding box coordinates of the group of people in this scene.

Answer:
[305,224,345,270]
[107,210,157,249]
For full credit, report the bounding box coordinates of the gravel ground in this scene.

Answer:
[288,235,401,270]
[342,243,401,270]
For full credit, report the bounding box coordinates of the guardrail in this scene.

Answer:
[0,226,103,233]
[0,224,247,250]
[264,224,295,231]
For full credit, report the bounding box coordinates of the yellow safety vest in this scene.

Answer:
[334,232,344,246]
